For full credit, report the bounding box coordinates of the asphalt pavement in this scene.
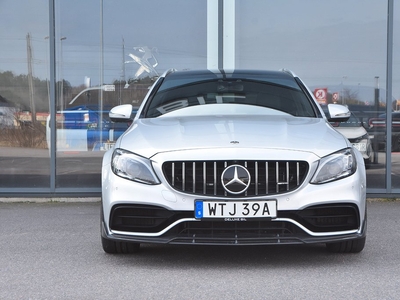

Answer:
[0,199,400,299]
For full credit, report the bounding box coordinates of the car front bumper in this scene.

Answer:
[101,147,367,246]
[101,202,367,246]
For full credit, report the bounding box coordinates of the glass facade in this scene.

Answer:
[0,0,398,196]
[0,0,51,190]
[392,0,400,190]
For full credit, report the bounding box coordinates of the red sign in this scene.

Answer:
[332,92,339,102]
[314,88,328,105]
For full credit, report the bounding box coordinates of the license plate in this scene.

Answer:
[195,200,277,219]
[352,143,366,152]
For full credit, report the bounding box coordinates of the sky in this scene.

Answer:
[0,0,399,104]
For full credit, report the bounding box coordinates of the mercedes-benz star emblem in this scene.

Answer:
[221,165,251,194]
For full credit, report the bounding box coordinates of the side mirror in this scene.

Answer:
[109,104,138,122]
[326,104,351,122]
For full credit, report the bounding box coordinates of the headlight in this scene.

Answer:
[311,148,357,184]
[352,133,369,143]
[111,148,160,185]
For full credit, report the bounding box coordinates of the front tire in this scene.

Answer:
[326,236,366,253]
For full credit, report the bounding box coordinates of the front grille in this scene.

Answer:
[162,160,309,197]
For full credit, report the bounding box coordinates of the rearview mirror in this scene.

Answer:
[109,104,138,122]
[326,104,351,122]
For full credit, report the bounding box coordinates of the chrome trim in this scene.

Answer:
[203,162,206,194]
[213,162,217,195]
[221,164,251,195]
[110,217,360,238]
[265,161,269,194]
[111,218,199,237]
[255,161,258,195]
[192,162,196,193]
[182,162,185,191]
[273,218,359,236]
[172,162,175,186]
[245,161,248,197]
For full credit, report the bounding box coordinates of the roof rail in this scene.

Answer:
[161,68,177,78]
[280,68,297,77]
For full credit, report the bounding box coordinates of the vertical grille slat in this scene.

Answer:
[163,160,308,197]
[276,162,279,193]
[192,162,196,193]
[213,162,217,196]
[286,161,290,191]
[265,162,269,195]
[203,162,206,194]
[224,161,228,197]
[182,162,185,192]
[255,161,258,196]
[172,162,175,187]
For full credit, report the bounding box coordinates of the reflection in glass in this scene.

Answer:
[0,0,50,188]
[392,0,400,189]
[0,0,397,194]
[235,0,387,190]
[55,0,207,188]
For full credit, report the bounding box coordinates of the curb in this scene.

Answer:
[0,197,101,203]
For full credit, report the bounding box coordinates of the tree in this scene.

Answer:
[342,88,363,105]
[0,71,49,111]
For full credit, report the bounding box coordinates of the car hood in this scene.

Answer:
[334,126,368,140]
[117,114,349,158]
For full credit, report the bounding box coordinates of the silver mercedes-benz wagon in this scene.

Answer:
[101,69,367,254]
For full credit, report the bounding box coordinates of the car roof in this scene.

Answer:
[165,69,295,77]
[159,69,301,91]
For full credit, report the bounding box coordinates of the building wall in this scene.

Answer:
[0,0,399,196]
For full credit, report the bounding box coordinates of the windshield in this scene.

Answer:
[144,78,316,118]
